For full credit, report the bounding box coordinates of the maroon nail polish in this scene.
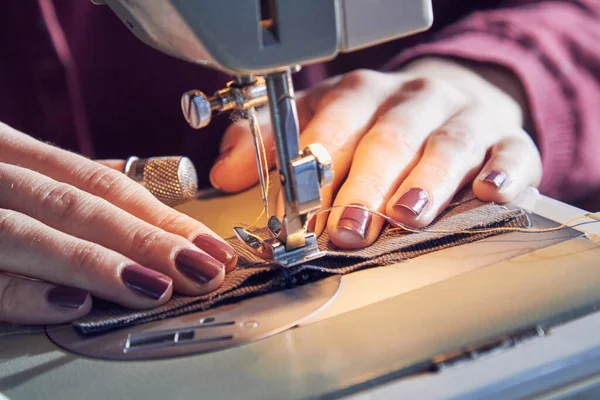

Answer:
[46,286,89,309]
[394,188,430,216]
[121,265,172,300]
[482,170,508,189]
[175,249,223,284]
[193,235,238,270]
[338,203,372,239]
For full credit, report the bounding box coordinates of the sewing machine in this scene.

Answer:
[2,1,600,399]
[98,0,434,267]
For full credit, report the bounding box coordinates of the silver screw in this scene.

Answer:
[181,90,212,129]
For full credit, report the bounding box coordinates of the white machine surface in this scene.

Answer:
[1,187,600,400]
[2,1,599,399]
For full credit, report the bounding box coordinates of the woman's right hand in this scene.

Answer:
[0,122,237,325]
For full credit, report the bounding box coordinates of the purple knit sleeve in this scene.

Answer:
[385,1,600,203]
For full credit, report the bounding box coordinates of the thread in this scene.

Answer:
[246,107,271,228]
[311,203,600,235]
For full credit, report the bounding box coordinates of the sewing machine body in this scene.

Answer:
[2,190,600,399]
[101,0,433,75]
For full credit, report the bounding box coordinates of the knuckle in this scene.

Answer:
[429,128,481,156]
[419,160,454,193]
[37,183,85,221]
[340,69,380,89]
[155,212,191,235]
[0,276,21,320]
[318,88,350,109]
[361,126,422,156]
[347,174,390,200]
[0,163,11,187]
[0,209,19,236]
[129,228,168,259]
[69,243,102,276]
[85,167,127,199]
[400,77,433,92]
[405,76,468,108]
[0,210,21,251]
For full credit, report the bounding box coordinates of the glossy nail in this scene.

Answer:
[47,286,89,310]
[121,265,172,300]
[394,188,430,216]
[482,170,508,189]
[175,249,223,285]
[338,203,372,239]
[194,235,238,270]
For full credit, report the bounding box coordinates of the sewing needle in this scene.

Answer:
[247,106,270,219]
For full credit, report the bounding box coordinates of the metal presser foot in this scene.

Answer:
[182,69,333,268]
[234,214,325,268]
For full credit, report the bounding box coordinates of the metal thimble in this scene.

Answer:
[124,156,198,206]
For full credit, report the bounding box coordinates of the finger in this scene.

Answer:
[327,77,467,248]
[0,123,237,271]
[386,109,503,228]
[95,159,125,171]
[0,163,226,295]
[279,70,410,236]
[210,78,337,193]
[0,209,173,309]
[0,275,91,325]
[473,132,542,203]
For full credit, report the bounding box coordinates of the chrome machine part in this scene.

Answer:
[265,70,305,250]
[182,70,333,267]
[181,76,268,129]
[47,275,342,361]
[230,70,333,267]
[98,0,433,76]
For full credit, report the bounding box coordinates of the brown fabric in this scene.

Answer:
[73,192,530,335]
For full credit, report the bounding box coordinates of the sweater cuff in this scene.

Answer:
[384,31,576,199]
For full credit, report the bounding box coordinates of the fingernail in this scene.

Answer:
[175,249,223,285]
[121,265,172,300]
[47,286,89,310]
[338,203,372,239]
[482,170,508,189]
[193,235,238,270]
[394,188,430,216]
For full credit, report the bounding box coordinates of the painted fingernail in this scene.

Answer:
[121,265,172,300]
[194,234,238,270]
[175,249,223,285]
[47,286,89,310]
[394,188,430,216]
[338,203,372,239]
[482,170,508,189]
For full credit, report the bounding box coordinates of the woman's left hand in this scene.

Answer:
[210,57,542,249]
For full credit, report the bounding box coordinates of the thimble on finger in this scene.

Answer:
[123,156,198,206]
